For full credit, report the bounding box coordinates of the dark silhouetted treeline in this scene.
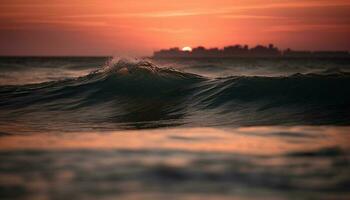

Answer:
[153,44,350,58]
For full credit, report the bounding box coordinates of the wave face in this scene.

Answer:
[0,58,350,131]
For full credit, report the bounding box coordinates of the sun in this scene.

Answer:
[182,46,192,52]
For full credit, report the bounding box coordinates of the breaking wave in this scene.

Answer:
[1,58,350,131]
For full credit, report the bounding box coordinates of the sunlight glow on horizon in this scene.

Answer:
[182,46,192,52]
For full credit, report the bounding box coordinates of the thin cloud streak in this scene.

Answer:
[12,19,109,27]
[265,24,350,32]
[219,15,288,20]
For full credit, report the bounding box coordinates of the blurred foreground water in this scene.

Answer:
[0,126,349,200]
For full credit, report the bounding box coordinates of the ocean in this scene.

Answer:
[0,56,349,199]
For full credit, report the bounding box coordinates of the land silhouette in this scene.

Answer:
[153,44,350,58]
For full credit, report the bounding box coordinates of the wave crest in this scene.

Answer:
[94,58,204,81]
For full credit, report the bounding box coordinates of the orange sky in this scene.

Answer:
[1,0,350,56]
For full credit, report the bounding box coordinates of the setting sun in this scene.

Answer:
[182,46,192,52]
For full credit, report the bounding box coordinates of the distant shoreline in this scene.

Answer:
[151,55,350,59]
[153,44,350,59]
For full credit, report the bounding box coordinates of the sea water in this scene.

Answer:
[0,56,349,199]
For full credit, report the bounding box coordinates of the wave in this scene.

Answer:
[1,58,350,130]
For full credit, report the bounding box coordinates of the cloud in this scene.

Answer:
[265,24,350,32]
[219,14,288,20]
[60,9,230,19]
[14,19,109,27]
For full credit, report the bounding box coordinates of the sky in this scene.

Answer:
[0,0,350,56]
